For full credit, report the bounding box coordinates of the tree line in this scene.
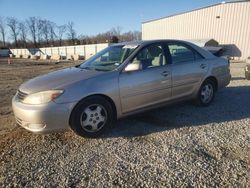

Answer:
[0,16,141,49]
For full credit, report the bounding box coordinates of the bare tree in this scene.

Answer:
[2,15,141,48]
[119,30,141,42]
[26,17,37,47]
[0,17,6,46]
[39,19,49,45]
[77,28,141,44]
[6,17,19,47]
[18,21,28,47]
[57,25,66,46]
[49,21,56,45]
[37,18,44,44]
[67,21,76,45]
[78,34,89,45]
[133,31,141,40]
[110,26,122,36]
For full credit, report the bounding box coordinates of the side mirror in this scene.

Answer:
[124,63,140,72]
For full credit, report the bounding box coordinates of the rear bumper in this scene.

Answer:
[217,73,231,89]
[12,95,76,133]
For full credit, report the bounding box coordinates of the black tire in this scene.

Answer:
[69,96,114,138]
[195,79,215,106]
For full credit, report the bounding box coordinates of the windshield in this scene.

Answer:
[80,45,138,71]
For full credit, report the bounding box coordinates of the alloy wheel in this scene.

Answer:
[80,104,107,133]
[200,83,214,104]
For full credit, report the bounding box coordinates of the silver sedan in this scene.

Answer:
[12,40,231,137]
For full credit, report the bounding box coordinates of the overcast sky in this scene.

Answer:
[0,0,222,36]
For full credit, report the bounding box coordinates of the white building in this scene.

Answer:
[142,1,250,60]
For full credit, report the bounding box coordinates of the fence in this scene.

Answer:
[9,43,109,59]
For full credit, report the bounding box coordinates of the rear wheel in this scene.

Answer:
[196,79,215,106]
[70,96,114,138]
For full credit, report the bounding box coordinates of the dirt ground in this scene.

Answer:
[0,58,250,187]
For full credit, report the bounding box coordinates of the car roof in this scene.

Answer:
[112,39,215,59]
[112,39,185,46]
[113,39,204,45]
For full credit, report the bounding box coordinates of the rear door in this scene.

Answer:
[119,43,172,113]
[166,42,208,99]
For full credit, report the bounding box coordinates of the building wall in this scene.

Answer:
[142,2,250,60]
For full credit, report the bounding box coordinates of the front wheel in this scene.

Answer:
[196,79,215,106]
[70,96,114,138]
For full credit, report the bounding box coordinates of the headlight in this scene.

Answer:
[22,90,64,105]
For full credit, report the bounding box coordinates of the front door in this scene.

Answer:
[119,43,172,113]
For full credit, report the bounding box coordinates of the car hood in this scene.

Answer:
[19,67,105,94]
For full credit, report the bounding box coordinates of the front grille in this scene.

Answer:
[17,90,28,101]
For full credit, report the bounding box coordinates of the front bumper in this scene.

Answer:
[12,95,77,133]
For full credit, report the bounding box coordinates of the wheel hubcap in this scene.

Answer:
[80,104,107,133]
[201,83,213,103]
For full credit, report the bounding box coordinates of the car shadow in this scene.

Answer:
[101,85,250,138]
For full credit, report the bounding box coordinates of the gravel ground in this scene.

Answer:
[0,59,250,187]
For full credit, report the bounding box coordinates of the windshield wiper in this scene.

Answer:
[93,68,109,71]
[80,66,108,71]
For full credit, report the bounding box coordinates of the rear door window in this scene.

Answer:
[168,43,203,64]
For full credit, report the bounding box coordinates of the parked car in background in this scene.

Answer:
[12,40,231,137]
[245,56,250,80]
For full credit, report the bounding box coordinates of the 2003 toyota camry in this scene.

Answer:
[12,40,231,137]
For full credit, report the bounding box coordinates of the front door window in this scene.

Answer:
[130,44,166,70]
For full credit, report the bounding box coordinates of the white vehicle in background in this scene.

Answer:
[245,56,250,80]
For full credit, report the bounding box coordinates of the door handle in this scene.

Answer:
[200,64,207,69]
[161,71,169,77]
